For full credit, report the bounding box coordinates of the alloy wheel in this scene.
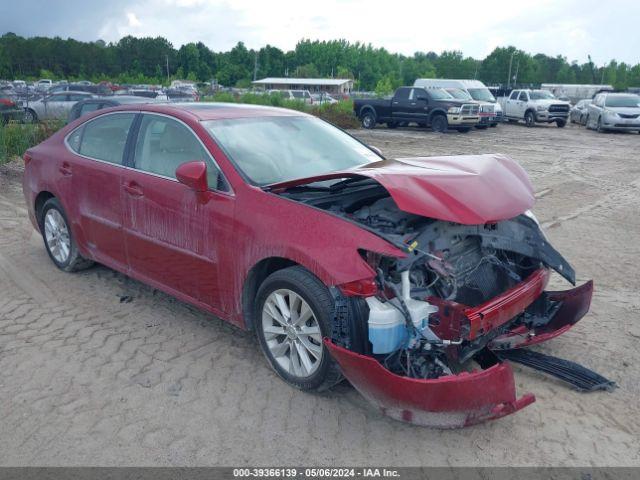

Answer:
[261,289,323,378]
[44,209,71,264]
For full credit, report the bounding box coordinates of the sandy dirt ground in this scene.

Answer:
[0,122,639,467]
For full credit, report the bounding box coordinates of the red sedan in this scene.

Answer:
[23,103,593,427]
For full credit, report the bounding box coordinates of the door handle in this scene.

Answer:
[59,162,72,176]
[124,181,144,197]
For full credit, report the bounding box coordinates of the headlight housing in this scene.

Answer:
[536,105,547,111]
[603,109,618,117]
[448,107,461,114]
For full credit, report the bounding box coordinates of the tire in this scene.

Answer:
[40,198,94,272]
[23,108,38,124]
[556,119,567,128]
[254,266,342,392]
[431,114,447,133]
[361,111,376,129]
[524,111,535,127]
[457,127,471,133]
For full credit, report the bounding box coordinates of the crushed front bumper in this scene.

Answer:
[326,278,593,428]
[326,340,535,428]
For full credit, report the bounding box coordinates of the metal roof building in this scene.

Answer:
[252,77,353,94]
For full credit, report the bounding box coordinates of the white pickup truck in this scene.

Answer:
[498,89,571,127]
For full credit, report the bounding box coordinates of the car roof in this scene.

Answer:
[106,102,311,121]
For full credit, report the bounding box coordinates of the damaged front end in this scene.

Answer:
[274,155,594,427]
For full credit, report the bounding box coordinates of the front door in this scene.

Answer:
[122,113,233,308]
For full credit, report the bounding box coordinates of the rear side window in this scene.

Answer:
[75,113,135,164]
[80,102,101,116]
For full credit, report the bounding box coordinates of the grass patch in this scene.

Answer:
[0,120,66,164]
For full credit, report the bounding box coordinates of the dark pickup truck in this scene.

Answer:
[354,86,480,132]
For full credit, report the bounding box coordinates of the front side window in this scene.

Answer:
[77,113,135,164]
[134,115,226,191]
[203,116,381,186]
[510,91,520,100]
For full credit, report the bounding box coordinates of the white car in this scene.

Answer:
[269,89,314,104]
[23,91,95,123]
[498,89,570,127]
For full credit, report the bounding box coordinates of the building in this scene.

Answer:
[252,77,353,94]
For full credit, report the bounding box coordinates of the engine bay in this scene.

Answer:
[280,179,577,380]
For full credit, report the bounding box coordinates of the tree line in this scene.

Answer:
[1,32,639,92]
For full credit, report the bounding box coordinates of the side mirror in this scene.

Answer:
[176,161,208,192]
[369,145,383,156]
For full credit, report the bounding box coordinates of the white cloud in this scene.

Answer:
[5,0,640,64]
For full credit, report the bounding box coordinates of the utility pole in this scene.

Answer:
[513,57,520,86]
[507,50,517,89]
[166,55,170,82]
[253,52,258,81]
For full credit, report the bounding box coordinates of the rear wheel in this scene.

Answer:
[361,111,376,129]
[431,114,447,133]
[254,266,342,392]
[40,198,94,272]
[23,108,37,124]
[524,111,535,127]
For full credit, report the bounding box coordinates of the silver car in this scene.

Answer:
[586,93,640,133]
[570,99,591,125]
[23,91,95,123]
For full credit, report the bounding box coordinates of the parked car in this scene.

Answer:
[498,89,570,127]
[49,83,112,96]
[22,103,593,427]
[585,93,640,133]
[270,89,314,104]
[311,92,338,105]
[414,79,502,127]
[23,91,95,123]
[0,93,24,123]
[570,99,592,125]
[36,79,53,91]
[354,86,480,132]
[67,96,164,123]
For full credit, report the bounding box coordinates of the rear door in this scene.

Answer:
[391,87,412,121]
[121,113,233,307]
[63,112,136,270]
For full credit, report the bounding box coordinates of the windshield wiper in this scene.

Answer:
[329,176,375,191]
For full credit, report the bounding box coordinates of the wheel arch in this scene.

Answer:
[358,105,376,119]
[34,190,56,228]
[242,256,300,331]
[428,108,447,122]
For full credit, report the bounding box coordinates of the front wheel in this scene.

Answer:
[254,266,342,392]
[524,111,535,127]
[431,115,448,133]
[361,111,376,129]
[556,119,567,128]
[40,198,94,272]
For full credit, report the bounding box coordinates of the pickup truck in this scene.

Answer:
[498,89,570,127]
[354,86,480,132]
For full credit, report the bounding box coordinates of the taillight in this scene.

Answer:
[0,98,14,107]
[337,278,378,297]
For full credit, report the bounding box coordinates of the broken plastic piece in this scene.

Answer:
[496,349,616,392]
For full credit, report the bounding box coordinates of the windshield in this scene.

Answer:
[446,88,472,100]
[605,95,640,108]
[428,88,454,100]
[203,116,381,186]
[530,90,555,100]
[467,88,496,103]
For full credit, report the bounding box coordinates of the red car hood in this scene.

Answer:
[270,154,535,224]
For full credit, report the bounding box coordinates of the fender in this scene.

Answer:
[428,108,448,122]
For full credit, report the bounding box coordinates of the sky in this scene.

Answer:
[1,0,639,65]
